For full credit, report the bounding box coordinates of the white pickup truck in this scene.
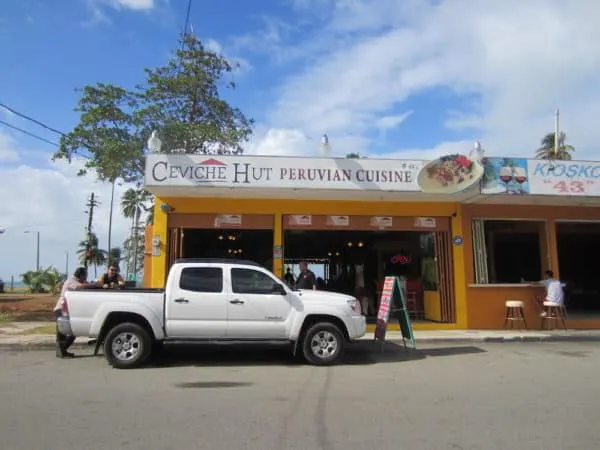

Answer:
[63,259,367,369]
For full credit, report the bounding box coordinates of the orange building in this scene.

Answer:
[144,154,600,330]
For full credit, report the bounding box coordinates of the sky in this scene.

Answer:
[1,0,600,283]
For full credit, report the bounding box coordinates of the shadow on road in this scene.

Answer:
[144,341,487,368]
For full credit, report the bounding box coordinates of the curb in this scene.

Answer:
[2,334,600,351]
[0,342,91,351]
[384,335,600,344]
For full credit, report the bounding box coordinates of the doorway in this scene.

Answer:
[283,229,454,322]
[556,222,600,315]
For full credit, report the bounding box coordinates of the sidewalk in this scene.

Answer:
[1,321,600,350]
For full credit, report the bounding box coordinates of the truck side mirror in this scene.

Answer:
[271,283,287,295]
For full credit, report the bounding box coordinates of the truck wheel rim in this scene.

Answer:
[112,332,141,361]
[310,330,338,359]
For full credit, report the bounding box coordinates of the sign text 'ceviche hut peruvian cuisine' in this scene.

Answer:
[145,155,424,192]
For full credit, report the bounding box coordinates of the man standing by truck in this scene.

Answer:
[54,267,92,358]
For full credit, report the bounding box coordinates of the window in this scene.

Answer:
[472,219,544,284]
[179,267,223,293]
[232,268,278,294]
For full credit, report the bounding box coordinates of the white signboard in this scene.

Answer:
[527,160,600,196]
[145,154,423,192]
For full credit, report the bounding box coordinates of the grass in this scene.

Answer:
[0,292,57,322]
[23,325,56,335]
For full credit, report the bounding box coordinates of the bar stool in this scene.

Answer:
[540,302,567,330]
[504,300,527,329]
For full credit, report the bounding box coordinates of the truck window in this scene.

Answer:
[179,267,223,293]
[231,268,277,294]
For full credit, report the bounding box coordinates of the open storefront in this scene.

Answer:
[144,153,600,330]
[282,215,455,323]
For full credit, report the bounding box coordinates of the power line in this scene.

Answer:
[179,0,192,53]
[0,102,66,136]
[0,119,59,147]
[183,0,192,37]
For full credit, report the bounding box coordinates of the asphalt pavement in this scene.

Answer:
[1,341,599,450]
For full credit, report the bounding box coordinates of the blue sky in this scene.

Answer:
[1,0,599,281]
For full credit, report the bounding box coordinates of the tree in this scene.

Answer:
[77,233,106,277]
[21,267,65,294]
[535,132,575,160]
[52,33,254,186]
[346,153,361,158]
[121,188,151,274]
[108,248,123,269]
[123,234,145,277]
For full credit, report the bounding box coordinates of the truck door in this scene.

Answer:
[226,267,293,339]
[165,265,227,338]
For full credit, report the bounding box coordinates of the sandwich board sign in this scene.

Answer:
[374,276,415,349]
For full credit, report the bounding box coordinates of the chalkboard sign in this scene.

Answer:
[374,276,415,348]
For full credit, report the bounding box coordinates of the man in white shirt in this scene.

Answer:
[527,270,564,317]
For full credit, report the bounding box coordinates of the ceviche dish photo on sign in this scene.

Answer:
[417,154,484,194]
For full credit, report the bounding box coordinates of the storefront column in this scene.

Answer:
[452,205,468,328]
[539,221,551,272]
[150,198,168,288]
[546,219,560,278]
[273,213,283,279]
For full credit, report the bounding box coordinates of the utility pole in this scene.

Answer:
[107,179,116,267]
[554,108,560,159]
[84,193,99,268]
[24,231,40,271]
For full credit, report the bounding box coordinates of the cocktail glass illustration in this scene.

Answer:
[498,165,513,193]
[513,166,528,194]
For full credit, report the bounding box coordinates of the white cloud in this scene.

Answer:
[106,0,155,11]
[205,38,253,76]
[82,0,155,26]
[248,0,600,160]
[0,131,19,162]
[375,112,413,133]
[0,140,137,283]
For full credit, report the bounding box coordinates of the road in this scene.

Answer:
[1,341,599,450]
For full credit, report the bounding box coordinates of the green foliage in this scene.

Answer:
[53,33,254,185]
[77,232,106,277]
[123,234,145,275]
[346,153,361,158]
[121,188,152,223]
[21,267,66,294]
[108,247,123,268]
[535,132,575,161]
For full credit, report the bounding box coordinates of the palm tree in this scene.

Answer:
[77,232,106,277]
[108,247,123,269]
[535,132,575,160]
[121,188,152,274]
[145,201,155,225]
[21,266,65,294]
[21,270,46,293]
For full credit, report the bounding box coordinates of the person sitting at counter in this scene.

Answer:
[522,270,564,317]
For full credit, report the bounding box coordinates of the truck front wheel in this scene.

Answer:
[301,322,345,365]
[104,322,152,369]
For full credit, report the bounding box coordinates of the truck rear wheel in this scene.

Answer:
[301,322,345,366]
[104,322,152,369]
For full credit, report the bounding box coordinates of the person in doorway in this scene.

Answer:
[523,270,565,317]
[96,264,125,289]
[296,260,317,290]
[53,267,91,358]
[284,267,295,287]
